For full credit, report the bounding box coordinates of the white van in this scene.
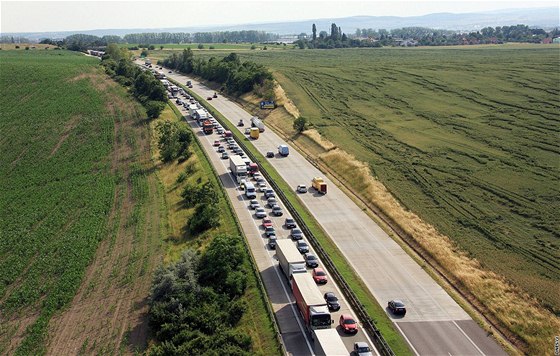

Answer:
[245,182,256,199]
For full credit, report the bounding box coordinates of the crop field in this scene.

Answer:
[0,50,166,354]
[220,46,560,314]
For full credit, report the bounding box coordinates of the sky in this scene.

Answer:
[1,0,557,33]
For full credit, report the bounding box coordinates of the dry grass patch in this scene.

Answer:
[302,129,337,151]
[320,148,559,354]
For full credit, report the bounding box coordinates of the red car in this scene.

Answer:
[213,140,220,146]
[339,314,358,334]
[312,267,327,284]
[262,218,273,228]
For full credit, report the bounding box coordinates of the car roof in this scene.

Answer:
[392,299,404,304]
[340,313,354,319]
[314,267,324,272]
[355,342,368,348]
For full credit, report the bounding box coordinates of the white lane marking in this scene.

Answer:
[452,320,486,356]
[394,323,420,356]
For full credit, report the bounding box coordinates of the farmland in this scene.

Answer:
[0,50,166,354]
[225,46,560,313]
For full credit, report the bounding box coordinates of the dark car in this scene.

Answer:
[285,218,296,229]
[291,228,303,240]
[221,152,229,159]
[339,314,358,334]
[207,96,212,100]
[168,70,172,73]
[266,151,274,158]
[296,240,309,254]
[213,92,218,98]
[388,300,407,315]
[268,236,277,249]
[264,189,276,199]
[324,292,340,311]
[217,146,225,153]
[265,226,276,237]
[304,253,319,268]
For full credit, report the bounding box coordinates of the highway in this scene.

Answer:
[151,69,379,355]
[147,62,505,355]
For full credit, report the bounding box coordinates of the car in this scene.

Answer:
[228,143,237,150]
[353,342,373,356]
[221,152,229,159]
[266,197,277,208]
[213,92,218,98]
[168,70,172,73]
[239,179,247,189]
[217,146,225,153]
[175,98,183,104]
[271,205,283,216]
[262,218,273,228]
[296,184,308,193]
[252,172,262,180]
[255,177,265,184]
[258,183,267,193]
[339,314,358,334]
[266,151,274,158]
[213,140,220,146]
[245,128,251,135]
[207,96,212,100]
[238,120,244,127]
[265,226,276,237]
[249,199,260,210]
[304,253,319,268]
[324,292,341,311]
[291,228,303,240]
[237,151,245,157]
[264,189,275,199]
[296,240,309,254]
[268,236,277,249]
[217,128,224,134]
[387,300,407,315]
[312,267,327,284]
[284,218,296,229]
[255,207,267,219]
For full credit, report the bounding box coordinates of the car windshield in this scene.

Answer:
[256,208,264,212]
[394,301,405,307]
[307,255,316,260]
[343,318,356,324]
[316,271,326,276]
[293,229,301,234]
[311,314,332,327]
[327,295,338,302]
[357,346,371,353]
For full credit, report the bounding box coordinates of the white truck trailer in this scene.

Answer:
[312,328,349,356]
[276,239,306,279]
[229,155,248,184]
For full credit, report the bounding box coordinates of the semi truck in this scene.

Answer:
[248,162,259,176]
[276,239,306,279]
[229,155,248,184]
[312,177,327,194]
[251,116,265,132]
[312,328,349,356]
[291,273,333,332]
[278,144,290,157]
[202,120,213,134]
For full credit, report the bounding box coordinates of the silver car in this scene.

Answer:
[255,207,267,219]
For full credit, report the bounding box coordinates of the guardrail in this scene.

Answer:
[168,76,395,356]
[167,102,287,356]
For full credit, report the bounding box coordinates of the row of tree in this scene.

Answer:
[124,30,279,44]
[101,44,167,118]
[160,50,274,96]
[295,22,382,49]
[148,235,252,354]
[354,24,558,45]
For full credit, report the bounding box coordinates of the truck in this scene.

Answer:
[276,239,306,279]
[229,155,248,183]
[202,120,213,134]
[312,329,348,356]
[312,177,327,194]
[291,273,333,331]
[188,104,198,117]
[251,116,265,132]
[244,182,257,199]
[278,144,289,157]
[248,162,259,176]
[195,109,209,122]
[250,127,260,139]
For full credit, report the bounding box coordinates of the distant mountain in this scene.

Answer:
[3,7,558,41]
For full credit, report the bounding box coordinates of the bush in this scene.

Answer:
[209,45,215,50]
[145,100,165,119]
[188,204,220,234]
[197,43,204,49]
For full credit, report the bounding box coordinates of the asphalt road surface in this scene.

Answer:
[149,63,505,356]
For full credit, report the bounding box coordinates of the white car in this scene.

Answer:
[258,183,267,193]
[255,207,267,219]
[296,184,308,193]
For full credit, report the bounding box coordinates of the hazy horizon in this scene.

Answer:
[1,1,557,34]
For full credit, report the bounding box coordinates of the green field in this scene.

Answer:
[215,46,560,313]
[0,51,120,353]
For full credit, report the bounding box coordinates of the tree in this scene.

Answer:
[312,24,317,42]
[293,116,308,133]
[148,44,155,50]
[156,121,192,162]
[197,43,204,49]
[160,45,164,50]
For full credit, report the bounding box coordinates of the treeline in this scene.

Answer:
[100,44,167,118]
[295,22,380,49]
[148,236,252,355]
[354,24,559,46]
[124,30,279,44]
[160,50,274,97]
[0,35,31,43]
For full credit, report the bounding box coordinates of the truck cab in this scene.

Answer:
[312,177,327,194]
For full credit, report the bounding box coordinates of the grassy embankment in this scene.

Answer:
[149,103,281,355]
[177,82,411,355]
[0,50,166,354]
[227,46,560,354]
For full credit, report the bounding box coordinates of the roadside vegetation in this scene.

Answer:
[226,46,559,354]
[147,104,280,354]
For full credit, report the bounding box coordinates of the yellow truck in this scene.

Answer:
[250,127,260,139]
[311,177,327,194]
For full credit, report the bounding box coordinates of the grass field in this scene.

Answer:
[225,46,560,315]
[0,50,167,354]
